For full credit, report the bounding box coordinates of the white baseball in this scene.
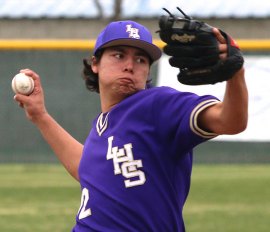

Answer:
[11,73,34,95]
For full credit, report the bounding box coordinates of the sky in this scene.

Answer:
[0,0,270,18]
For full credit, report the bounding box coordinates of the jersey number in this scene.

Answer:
[78,188,92,219]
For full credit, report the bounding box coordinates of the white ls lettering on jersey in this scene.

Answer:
[106,136,146,188]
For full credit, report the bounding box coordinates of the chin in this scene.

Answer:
[118,85,140,95]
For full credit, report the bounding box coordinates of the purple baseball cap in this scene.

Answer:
[93,20,162,62]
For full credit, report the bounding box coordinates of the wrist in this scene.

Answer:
[30,110,50,126]
[228,67,245,82]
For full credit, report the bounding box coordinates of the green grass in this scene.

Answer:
[0,164,269,231]
[0,164,80,232]
[184,165,270,232]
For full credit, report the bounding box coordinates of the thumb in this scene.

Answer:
[13,94,30,107]
[212,28,226,44]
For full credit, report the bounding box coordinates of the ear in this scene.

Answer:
[91,56,98,74]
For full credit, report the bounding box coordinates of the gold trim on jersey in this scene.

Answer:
[190,99,220,138]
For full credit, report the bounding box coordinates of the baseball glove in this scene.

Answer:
[158,7,244,85]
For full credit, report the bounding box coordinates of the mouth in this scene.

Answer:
[114,77,137,94]
[118,77,133,84]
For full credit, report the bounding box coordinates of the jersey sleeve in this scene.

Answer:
[152,87,220,154]
[189,99,220,138]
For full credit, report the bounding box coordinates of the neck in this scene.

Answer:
[100,93,126,113]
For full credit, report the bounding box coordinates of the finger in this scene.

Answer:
[13,93,29,105]
[219,53,227,60]
[219,44,227,53]
[19,69,42,91]
[13,95,24,108]
[20,69,39,81]
[18,102,24,108]
[213,28,226,44]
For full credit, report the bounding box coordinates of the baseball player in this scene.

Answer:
[14,9,248,232]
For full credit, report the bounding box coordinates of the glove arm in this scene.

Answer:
[198,68,248,135]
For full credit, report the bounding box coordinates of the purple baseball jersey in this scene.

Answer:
[72,86,219,232]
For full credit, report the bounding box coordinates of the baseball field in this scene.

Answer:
[0,164,269,232]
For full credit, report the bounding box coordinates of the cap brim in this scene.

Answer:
[100,39,162,62]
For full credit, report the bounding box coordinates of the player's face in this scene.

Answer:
[92,46,150,97]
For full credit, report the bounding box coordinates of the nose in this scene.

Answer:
[123,57,134,73]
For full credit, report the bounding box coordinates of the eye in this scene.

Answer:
[136,56,148,64]
[113,53,123,59]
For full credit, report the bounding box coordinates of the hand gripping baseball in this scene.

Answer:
[158,7,244,85]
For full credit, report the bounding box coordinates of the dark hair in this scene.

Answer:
[82,48,153,93]
[82,50,104,93]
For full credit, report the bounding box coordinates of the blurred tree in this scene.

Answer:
[94,0,104,18]
[112,0,122,20]
[93,0,122,20]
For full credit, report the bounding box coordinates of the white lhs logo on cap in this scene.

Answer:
[126,25,140,39]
